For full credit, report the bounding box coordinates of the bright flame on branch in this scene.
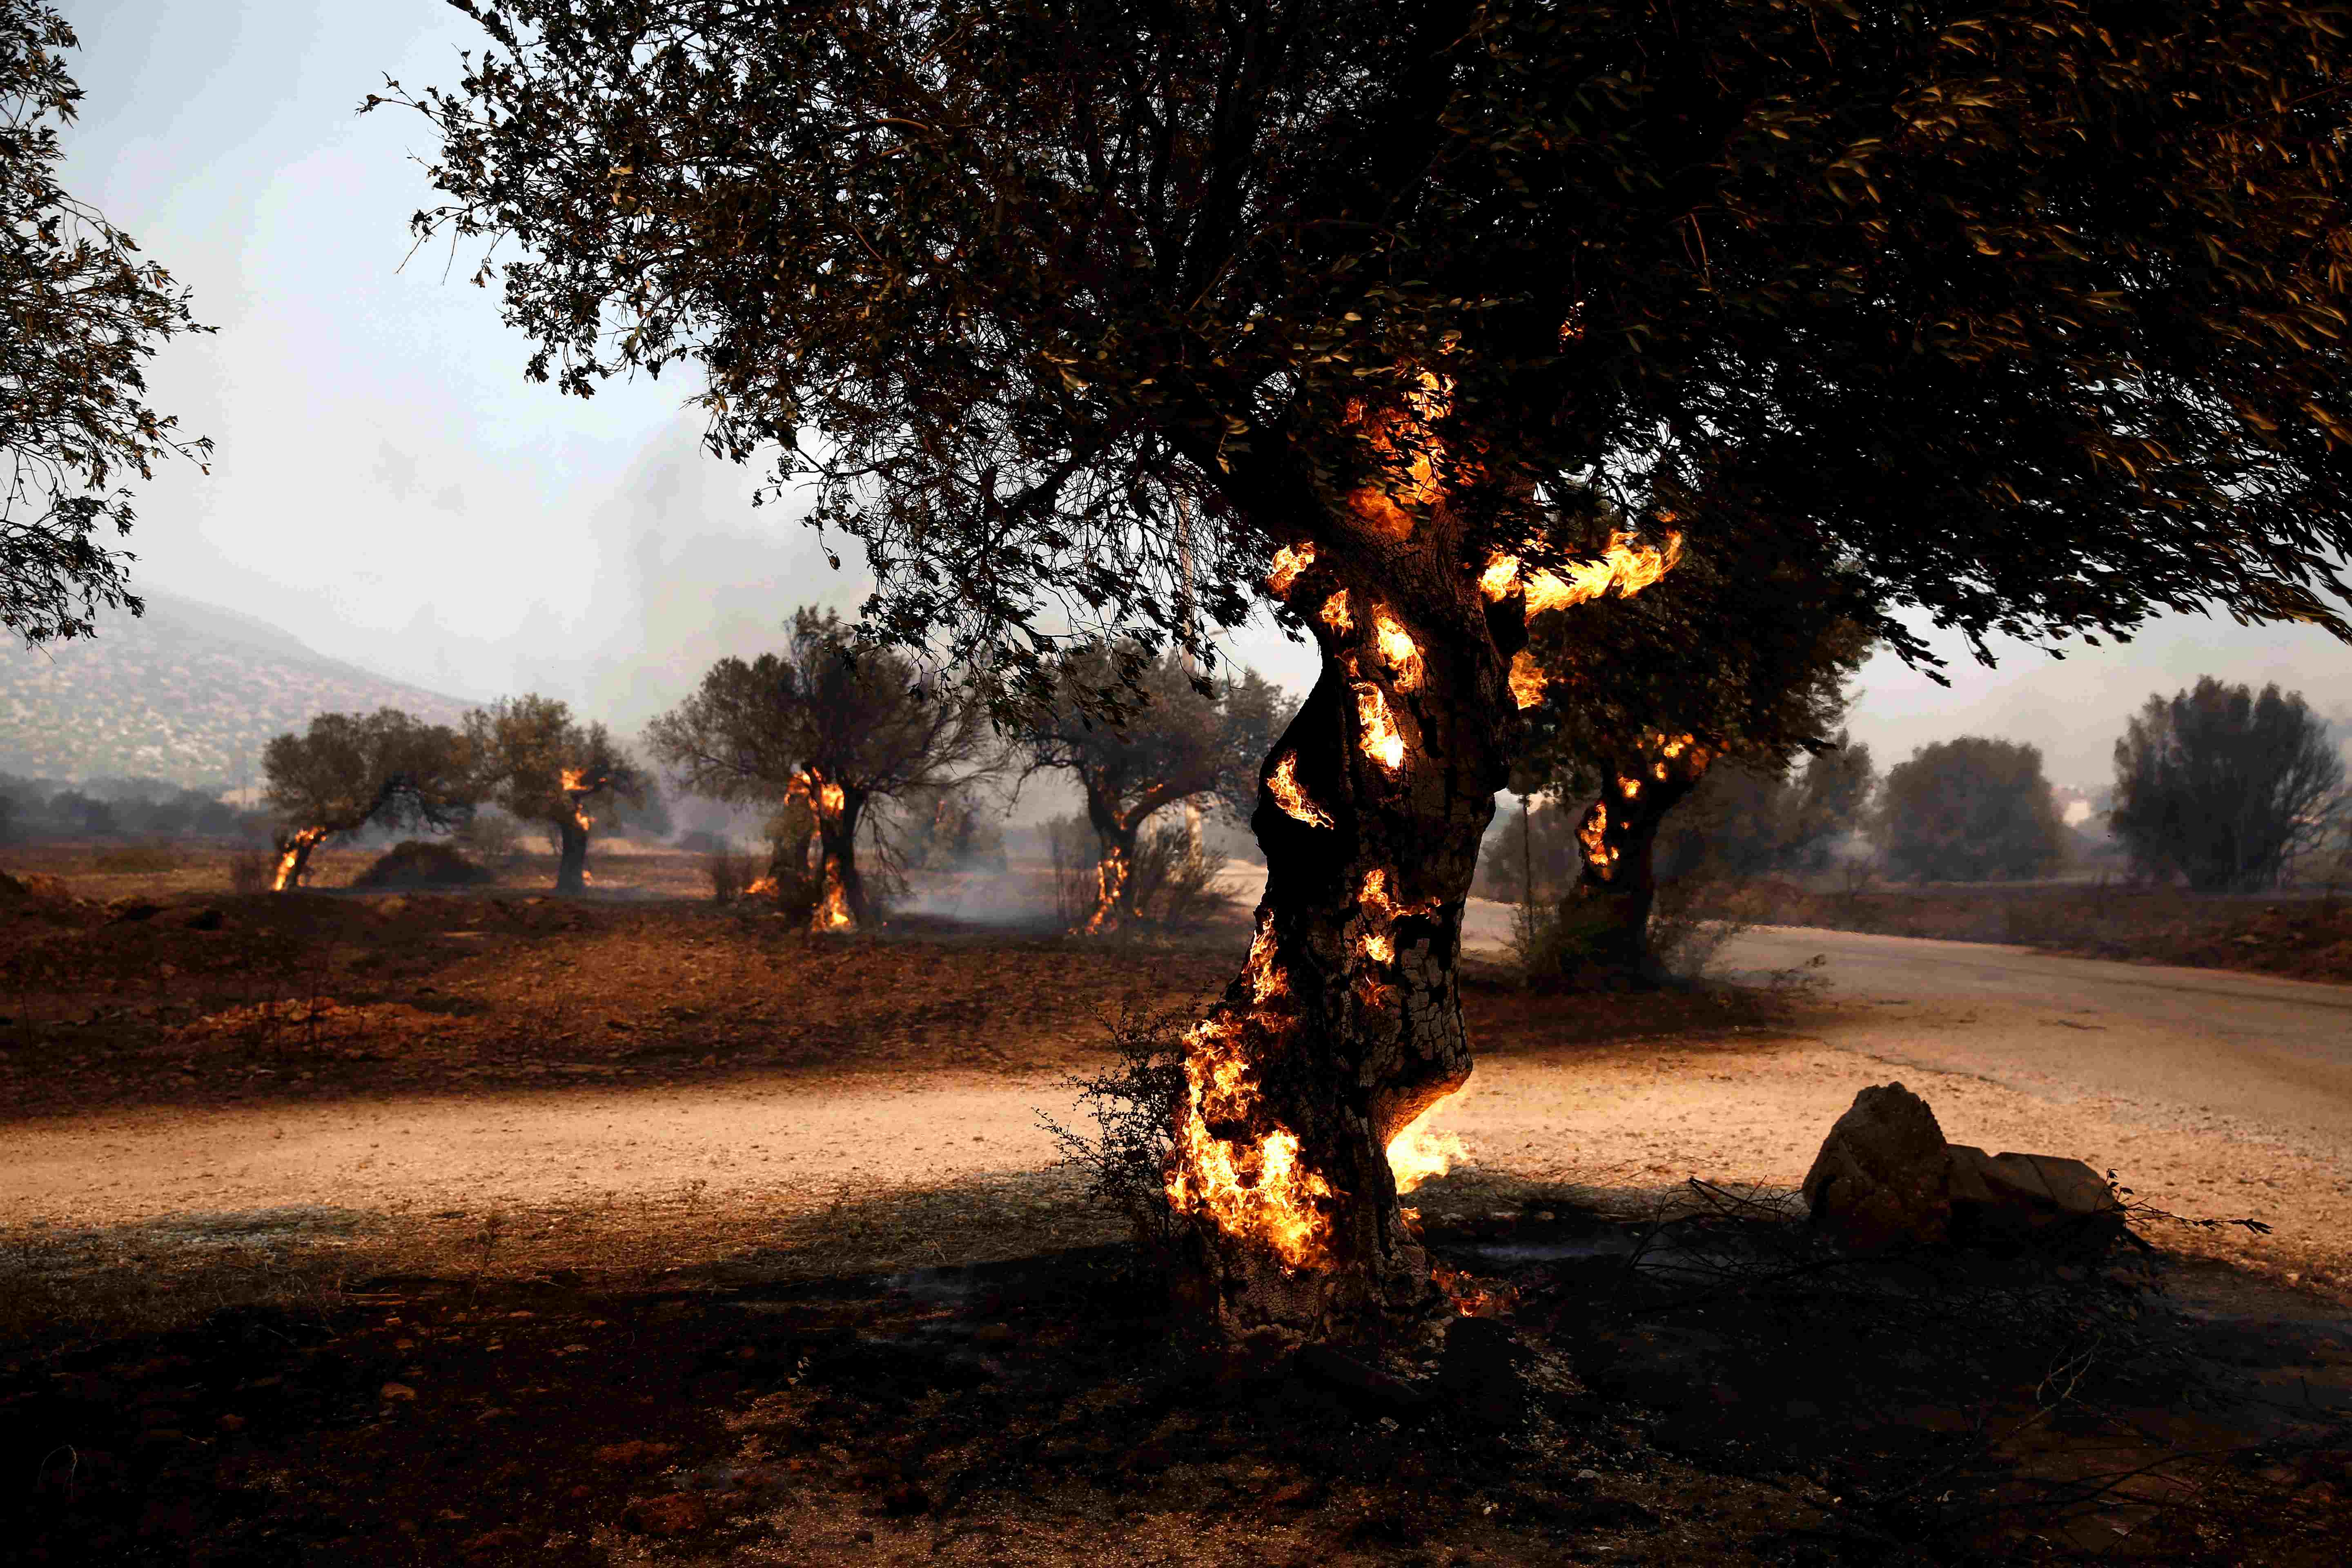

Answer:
[1385,1096,1470,1194]
[271,826,331,892]
[1481,529,1684,613]
[1354,683,1408,772]
[1319,590,1354,635]
[1267,752,1336,829]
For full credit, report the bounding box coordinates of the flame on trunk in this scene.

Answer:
[1579,800,1618,880]
[558,767,596,835]
[1078,841,1130,935]
[1267,752,1336,829]
[1353,683,1408,772]
[1319,589,1354,635]
[1508,649,1548,709]
[271,826,331,892]
[1385,1094,1469,1194]
[1165,917,1336,1270]
[1371,606,1423,690]
[816,857,853,930]
[1481,529,1684,613]
[1266,542,1316,598]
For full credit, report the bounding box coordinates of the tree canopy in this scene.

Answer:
[1876,736,2065,884]
[466,693,646,892]
[383,0,2352,690]
[261,709,476,889]
[2110,677,2346,891]
[2,0,211,646]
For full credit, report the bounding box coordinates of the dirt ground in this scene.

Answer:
[5,849,2352,1564]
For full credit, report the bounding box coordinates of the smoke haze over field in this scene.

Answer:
[23,2,2350,801]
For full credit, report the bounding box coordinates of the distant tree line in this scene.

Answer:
[0,773,260,843]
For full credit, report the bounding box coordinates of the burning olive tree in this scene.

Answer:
[1511,523,1877,984]
[1018,647,1290,935]
[386,2,2352,1341]
[645,608,994,930]
[0,1,212,647]
[261,709,475,891]
[465,694,645,893]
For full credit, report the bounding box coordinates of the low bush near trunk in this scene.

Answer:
[350,840,497,890]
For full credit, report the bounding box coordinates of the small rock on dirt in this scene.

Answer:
[1802,1082,1952,1250]
[1947,1145,2125,1241]
[378,1382,417,1401]
[623,1493,711,1536]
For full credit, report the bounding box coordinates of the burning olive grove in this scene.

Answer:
[1018,646,1289,934]
[465,694,646,894]
[260,708,474,891]
[645,608,995,931]
[390,2,2352,1340]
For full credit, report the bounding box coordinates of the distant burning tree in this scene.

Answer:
[260,709,474,891]
[1018,646,1289,935]
[464,695,645,894]
[1511,524,1877,983]
[646,609,994,931]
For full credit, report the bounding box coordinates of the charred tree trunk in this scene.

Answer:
[1563,740,1713,985]
[1165,531,1511,1344]
[272,826,332,892]
[555,814,590,893]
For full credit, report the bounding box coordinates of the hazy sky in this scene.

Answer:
[35,2,2352,792]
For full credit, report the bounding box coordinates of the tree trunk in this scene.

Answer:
[272,826,331,892]
[813,787,867,930]
[555,815,590,893]
[1562,740,1713,985]
[1165,532,1511,1345]
[1078,774,1141,935]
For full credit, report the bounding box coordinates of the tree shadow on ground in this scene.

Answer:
[4,1169,2348,1565]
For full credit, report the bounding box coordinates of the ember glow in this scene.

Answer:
[1371,606,1423,690]
[1353,682,1408,772]
[1385,1096,1469,1194]
[1267,751,1336,829]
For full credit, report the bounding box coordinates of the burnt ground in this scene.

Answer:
[4,862,2351,1563]
[4,1202,2350,1567]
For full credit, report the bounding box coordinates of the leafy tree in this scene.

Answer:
[1663,740,1878,882]
[2110,678,2346,891]
[261,709,476,890]
[387,4,2352,1338]
[1018,647,1291,934]
[465,694,644,893]
[2,2,211,646]
[1876,737,2065,884]
[645,608,993,929]
[1512,521,1875,980]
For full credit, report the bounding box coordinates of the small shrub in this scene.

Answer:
[675,828,728,856]
[94,843,182,875]
[1127,819,1231,929]
[227,844,274,894]
[457,809,528,864]
[1045,815,1097,927]
[1039,1008,1190,1254]
[705,842,759,903]
[351,840,497,889]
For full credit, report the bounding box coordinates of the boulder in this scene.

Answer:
[1946,1145,2124,1243]
[1802,1082,1952,1250]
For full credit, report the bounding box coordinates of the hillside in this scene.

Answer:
[0,593,478,787]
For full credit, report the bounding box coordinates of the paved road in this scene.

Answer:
[1713,925,2352,1164]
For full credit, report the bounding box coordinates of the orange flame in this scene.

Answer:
[1267,752,1336,829]
[1579,800,1617,881]
[271,826,331,892]
[1385,1094,1470,1194]
[744,875,778,899]
[1481,529,1684,613]
[1266,542,1316,597]
[1508,649,1548,709]
[1078,842,1130,935]
[1319,589,1354,635]
[1371,605,1423,690]
[1354,683,1408,772]
[816,859,853,930]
